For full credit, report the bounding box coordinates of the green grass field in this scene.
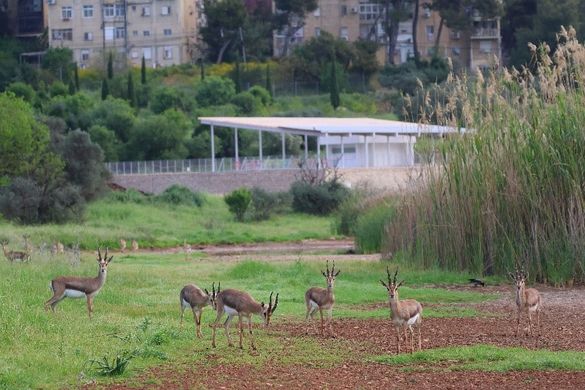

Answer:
[0,196,335,250]
[0,253,497,389]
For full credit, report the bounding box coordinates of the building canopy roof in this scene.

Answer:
[199,117,465,137]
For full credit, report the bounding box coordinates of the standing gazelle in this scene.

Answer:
[509,266,541,337]
[305,260,340,336]
[180,282,219,338]
[1,240,30,262]
[45,247,113,319]
[380,268,423,354]
[211,288,278,350]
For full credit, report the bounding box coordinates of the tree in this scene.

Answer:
[265,64,273,98]
[195,76,236,106]
[200,0,247,63]
[274,0,318,56]
[329,59,340,109]
[381,0,413,64]
[150,87,194,114]
[412,0,420,62]
[42,48,74,82]
[233,58,242,93]
[127,71,136,107]
[90,97,136,143]
[88,125,119,161]
[74,63,80,91]
[107,52,114,79]
[101,79,109,100]
[141,56,147,84]
[68,79,76,95]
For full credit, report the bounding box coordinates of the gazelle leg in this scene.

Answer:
[408,326,415,353]
[211,309,224,348]
[193,308,202,338]
[395,326,401,354]
[224,315,235,347]
[238,315,244,349]
[180,304,185,328]
[515,310,521,337]
[319,308,324,336]
[86,296,94,319]
[527,311,533,337]
[417,324,422,351]
[248,316,256,350]
[328,308,334,337]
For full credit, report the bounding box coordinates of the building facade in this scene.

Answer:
[274,0,501,71]
[46,0,202,68]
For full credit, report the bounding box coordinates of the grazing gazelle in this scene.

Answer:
[45,247,113,319]
[380,267,423,354]
[211,288,278,350]
[119,239,127,253]
[509,266,541,337]
[305,260,340,336]
[180,282,219,338]
[131,240,139,252]
[1,240,30,262]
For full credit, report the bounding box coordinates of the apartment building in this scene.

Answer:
[0,0,45,37]
[46,0,202,68]
[274,0,501,71]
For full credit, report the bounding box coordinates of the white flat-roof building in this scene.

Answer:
[199,117,463,171]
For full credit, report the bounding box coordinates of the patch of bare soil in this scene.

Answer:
[92,288,585,389]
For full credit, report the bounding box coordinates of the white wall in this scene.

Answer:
[321,135,416,167]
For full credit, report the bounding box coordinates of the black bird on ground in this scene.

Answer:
[469,278,485,287]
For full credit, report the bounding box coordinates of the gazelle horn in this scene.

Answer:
[386,266,392,285]
[273,293,279,312]
[326,259,330,276]
[97,246,102,259]
[393,268,399,285]
[212,282,215,297]
[332,260,336,276]
[268,292,273,309]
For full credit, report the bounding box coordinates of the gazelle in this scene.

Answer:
[380,268,423,354]
[131,240,139,252]
[509,266,541,337]
[305,260,340,336]
[1,240,30,262]
[119,239,127,253]
[211,288,278,350]
[180,282,219,338]
[45,247,113,319]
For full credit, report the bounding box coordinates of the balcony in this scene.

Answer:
[471,28,499,39]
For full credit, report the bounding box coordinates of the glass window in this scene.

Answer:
[142,6,150,16]
[143,47,152,59]
[163,28,172,36]
[163,46,173,59]
[105,26,114,40]
[103,4,114,17]
[61,6,72,19]
[84,32,93,41]
[83,5,93,18]
[161,6,170,15]
[115,27,125,39]
[81,49,90,61]
[143,30,150,36]
[52,28,73,40]
[115,4,125,16]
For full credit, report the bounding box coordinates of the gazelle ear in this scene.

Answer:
[322,271,327,277]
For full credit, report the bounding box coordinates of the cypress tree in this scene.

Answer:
[101,79,109,100]
[107,53,114,79]
[68,79,76,95]
[74,63,80,91]
[330,59,340,109]
[265,64,273,99]
[127,71,136,107]
[141,56,147,84]
[199,59,205,80]
[234,58,241,94]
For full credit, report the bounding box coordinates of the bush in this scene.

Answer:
[290,180,349,215]
[247,86,271,105]
[5,82,35,103]
[335,183,381,236]
[248,187,291,221]
[230,91,259,114]
[354,202,395,253]
[224,187,252,221]
[106,189,150,203]
[195,76,235,107]
[155,185,205,207]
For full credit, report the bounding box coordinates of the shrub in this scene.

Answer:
[248,187,291,221]
[290,180,349,215]
[195,76,235,107]
[224,187,252,221]
[354,202,395,253]
[5,82,35,103]
[155,185,205,207]
[230,91,259,114]
[248,85,271,105]
[106,189,149,203]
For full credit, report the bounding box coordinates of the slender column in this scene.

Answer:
[364,135,369,167]
[281,132,286,165]
[386,135,391,166]
[258,130,263,169]
[340,135,345,168]
[304,134,308,160]
[211,125,215,172]
[317,135,321,167]
[234,127,239,170]
[372,132,376,167]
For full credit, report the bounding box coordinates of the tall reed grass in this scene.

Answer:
[384,27,585,285]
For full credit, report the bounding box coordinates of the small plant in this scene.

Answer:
[249,187,290,221]
[224,187,252,222]
[90,350,135,376]
[154,185,205,207]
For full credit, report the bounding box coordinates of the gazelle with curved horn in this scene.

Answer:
[380,267,423,354]
[509,265,541,337]
[44,247,113,319]
[180,282,219,338]
[211,288,278,350]
[305,260,340,336]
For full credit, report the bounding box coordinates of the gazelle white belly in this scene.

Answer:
[529,304,539,312]
[224,305,239,316]
[64,289,86,299]
[407,313,420,326]
[309,300,319,309]
[182,299,191,308]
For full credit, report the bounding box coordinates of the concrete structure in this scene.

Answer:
[46,0,202,68]
[199,117,462,171]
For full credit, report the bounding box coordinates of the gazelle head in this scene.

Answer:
[509,266,528,292]
[205,282,221,310]
[97,247,113,274]
[322,260,341,288]
[380,267,404,300]
[260,292,279,326]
